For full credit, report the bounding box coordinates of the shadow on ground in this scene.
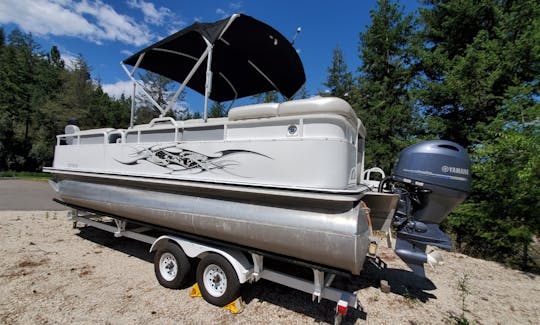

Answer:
[77,224,153,263]
[75,224,437,324]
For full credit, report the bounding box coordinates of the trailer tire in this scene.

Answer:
[154,242,190,289]
[196,253,241,307]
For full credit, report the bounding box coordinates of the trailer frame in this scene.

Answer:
[67,207,362,324]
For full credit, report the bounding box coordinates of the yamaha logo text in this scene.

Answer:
[441,165,469,175]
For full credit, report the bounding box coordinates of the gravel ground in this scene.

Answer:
[1,211,539,324]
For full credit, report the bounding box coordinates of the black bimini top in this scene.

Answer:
[123,14,305,102]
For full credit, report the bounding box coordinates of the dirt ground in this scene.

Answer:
[1,211,539,324]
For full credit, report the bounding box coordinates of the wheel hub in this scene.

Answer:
[159,252,178,281]
[204,264,227,297]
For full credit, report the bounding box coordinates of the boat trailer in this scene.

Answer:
[66,207,363,324]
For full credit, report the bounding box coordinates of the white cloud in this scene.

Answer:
[126,0,171,26]
[0,0,154,46]
[120,49,134,56]
[102,80,134,98]
[216,8,227,17]
[215,2,243,18]
[0,1,97,39]
[74,0,153,46]
[61,52,79,70]
[166,23,186,35]
[229,1,243,11]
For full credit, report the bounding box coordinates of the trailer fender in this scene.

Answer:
[150,235,252,283]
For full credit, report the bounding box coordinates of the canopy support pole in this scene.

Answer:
[124,53,145,129]
[130,82,136,128]
[247,60,284,99]
[122,46,213,122]
[165,45,212,117]
[121,62,164,116]
[203,38,214,122]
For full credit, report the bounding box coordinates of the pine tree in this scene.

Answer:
[49,45,64,69]
[355,0,416,172]
[415,0,514,145]
[450,84,539,267]
[0,31,132,170]
[251,91,280,103]
[134,71,185,123]
[294,85,309,99]
[418,0,540,268]
[323,45,354,99]
[208,101,227,118]
[0,28,5,49]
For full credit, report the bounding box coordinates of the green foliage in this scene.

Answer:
[354,0,417,172]
[0,28,131,171]
[448,94,539,266]
[134,70,186,123]
[456,273,471,324]
[423,0,540,268]
[317,0,539,268]
[415,0,539,146]
[323,45,354,99]
[208,101,227,118]
[48,45,64,69]
[0,170,50,179]
[0,27,5,48]
[251,91,280,103]
[294,85,309,99]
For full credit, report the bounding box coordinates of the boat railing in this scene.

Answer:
[148,117,178,128]
[56,129,114,146]
[56,112,360,147]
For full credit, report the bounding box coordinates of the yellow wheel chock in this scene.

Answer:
[189,283,245,314]
[190,283,202,297]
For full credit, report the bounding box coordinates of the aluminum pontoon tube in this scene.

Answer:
[53,179,372,275]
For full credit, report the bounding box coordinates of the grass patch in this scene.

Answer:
[0,171,51,181]
[402,287,419,305]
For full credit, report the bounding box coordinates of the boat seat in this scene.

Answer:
[227,97,358,127]
[278,97,358,128]
[228,103,279,121]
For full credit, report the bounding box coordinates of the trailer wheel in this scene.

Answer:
[154,242,190,289]
[196,253,241,307]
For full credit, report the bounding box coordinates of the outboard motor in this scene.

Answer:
[380,140,471,276]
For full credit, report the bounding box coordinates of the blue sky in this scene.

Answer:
[0,0,419,114]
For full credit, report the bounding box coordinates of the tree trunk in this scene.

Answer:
[25,116,29,141]
[521,241,529,270]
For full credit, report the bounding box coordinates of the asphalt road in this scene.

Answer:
[0,179,67,210]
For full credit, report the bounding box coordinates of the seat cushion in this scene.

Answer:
[228,102,279,120]
[278,96,358,127]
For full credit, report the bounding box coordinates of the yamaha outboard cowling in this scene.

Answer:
[382,140,471,276]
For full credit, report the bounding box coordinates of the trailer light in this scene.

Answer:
[337,300,348,315]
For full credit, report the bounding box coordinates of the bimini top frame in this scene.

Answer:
[121,14,306,127]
